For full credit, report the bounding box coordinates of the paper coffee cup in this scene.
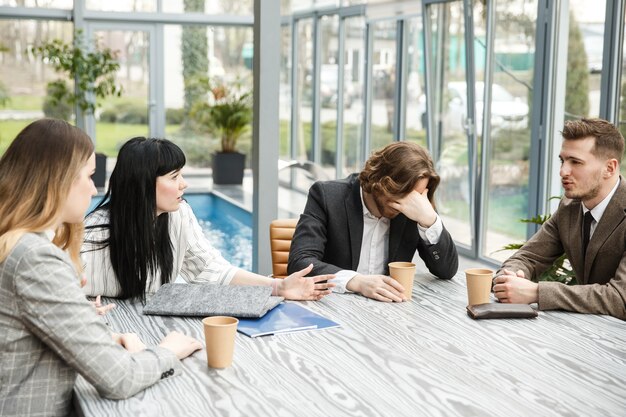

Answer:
[388,262,416,300]
[465,268,493,306]
[202,316,238,368]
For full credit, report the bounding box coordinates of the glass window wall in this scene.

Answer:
[279,24,292,163]
[319,14,339,179]
[369,19,397,151]
[482,0,537,262]
[163,24,253,168]
[86,0,156,12]
[0,19,73,154]
[404,17,426,147]
[293,18,314,189]
[620,7,626,142]
[161,1,252,14]
[426,1,472,248]
[0,0,72,7]
[93,29,150,156]
[341,16,365,175]
[564,0,606,120]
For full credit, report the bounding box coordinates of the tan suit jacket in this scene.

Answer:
[502,179,626,320]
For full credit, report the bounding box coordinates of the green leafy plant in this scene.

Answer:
[189,77,252,153]
[42,83,72,120]
[0,81,9,108]
[0,43,9,108]
[31,30,122,121]
[498,199,577,285]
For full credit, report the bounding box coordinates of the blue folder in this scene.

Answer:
[237,302,340,338]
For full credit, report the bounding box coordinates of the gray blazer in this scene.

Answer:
[502,179,626,320]
[288,174,458,279]
[0,233,181,417]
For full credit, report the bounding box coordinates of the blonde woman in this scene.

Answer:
[0,119,202,417]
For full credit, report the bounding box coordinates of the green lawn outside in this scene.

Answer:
[0,119,180,157]
[95,123,182,156]
[4,94,144,112]
[486,191,528,239]
[438,190,527,240]
[2,95,43,111]
[0,119,37,154]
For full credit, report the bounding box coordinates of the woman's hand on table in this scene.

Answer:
[279,264,335,301]
[91,295,116,315]
[112,332,147,353]
[159,331,203,360]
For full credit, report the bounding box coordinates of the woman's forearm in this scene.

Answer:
[229,269,274,286]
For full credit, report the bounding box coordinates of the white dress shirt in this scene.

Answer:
[81,201,239,297]
[581,177,620,239]
[331,188,443,293]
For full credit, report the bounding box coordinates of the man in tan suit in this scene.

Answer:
[494,118,626,320]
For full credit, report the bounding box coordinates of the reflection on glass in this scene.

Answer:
[342,16,365,175]
[426,1,472,247]
[473,1,486,141]
[86,0,155,12]
[289,0,338,13]
[280,25,292,162]
[319,15,339,179]
[565,1,605,120]
[621,8,626,143]
[483,0,537,261]
[161,1,252,14]
[0,0,72,7]
[370,19,397,151]
[93,30,149,156]
[294,18,314,189]
[0,20,73,156]
[405,17,426,147]
[163,25,253,168]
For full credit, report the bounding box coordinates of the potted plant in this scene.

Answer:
[190,78,252,185]
[497,198,576,285]
[31,30,122,188]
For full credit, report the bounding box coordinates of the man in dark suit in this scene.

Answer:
[495,118,626,320]
[288,142,458,302]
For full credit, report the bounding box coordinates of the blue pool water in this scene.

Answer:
[89,193,253,270]
[184,193,252,270]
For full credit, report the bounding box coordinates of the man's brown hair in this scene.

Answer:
[561,118,625,164]
[359,141,440,206]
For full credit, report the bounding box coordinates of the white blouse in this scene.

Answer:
[81,201,239,297]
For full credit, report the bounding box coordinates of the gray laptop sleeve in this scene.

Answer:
[142,283,284,318]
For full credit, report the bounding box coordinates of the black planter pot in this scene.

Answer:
[93,153,107,188]
[212,152,246,185]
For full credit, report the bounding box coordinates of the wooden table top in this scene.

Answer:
[74,272,626,417]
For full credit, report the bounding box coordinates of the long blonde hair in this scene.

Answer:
[0,118,94,273]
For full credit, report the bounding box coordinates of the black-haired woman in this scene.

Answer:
[82,137,334,301]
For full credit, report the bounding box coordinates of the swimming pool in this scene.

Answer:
[89,192,253,270]
[184,193,252,270]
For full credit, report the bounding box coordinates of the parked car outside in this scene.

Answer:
[319,64,355,108]
[418,81,529,132]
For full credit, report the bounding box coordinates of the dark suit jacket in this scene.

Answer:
[288,174,458,280]
[502,178,626,320]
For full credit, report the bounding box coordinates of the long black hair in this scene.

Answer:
[86,137,186,300]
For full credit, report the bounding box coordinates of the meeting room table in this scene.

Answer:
[74,271,626,417]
